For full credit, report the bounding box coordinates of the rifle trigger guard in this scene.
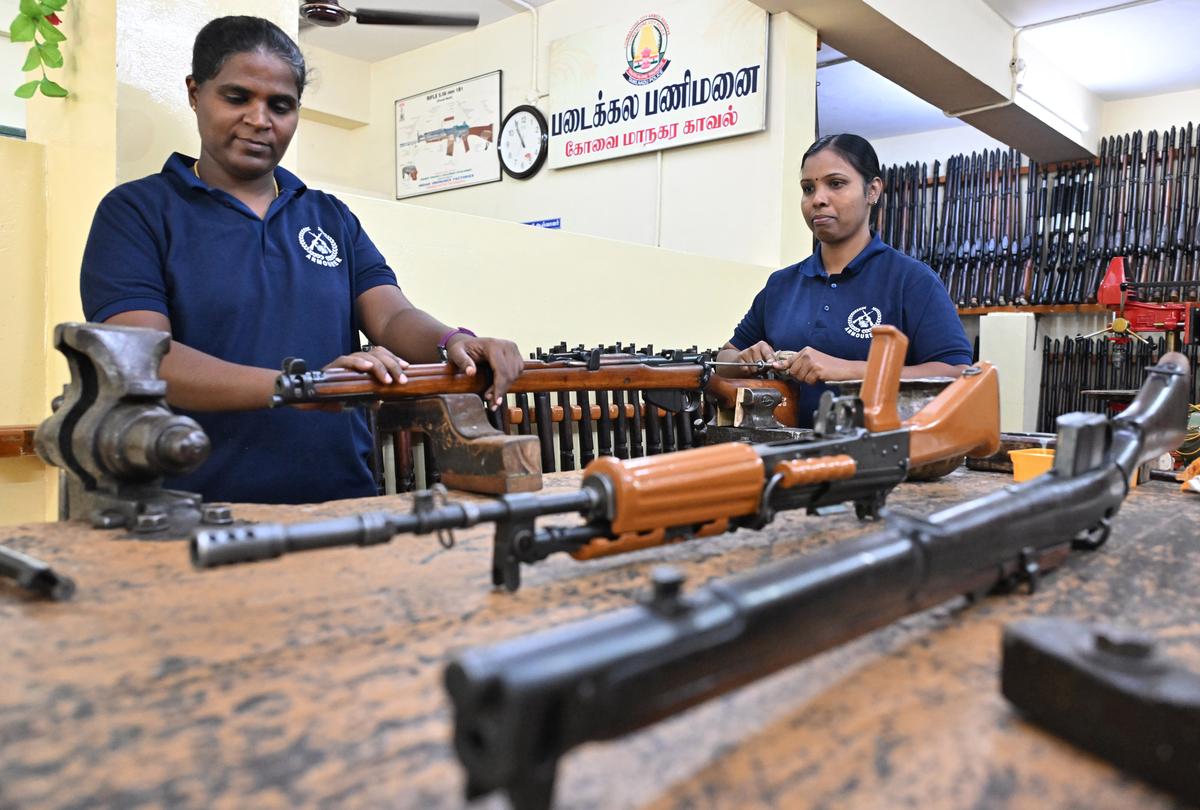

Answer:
[755,472,784,529]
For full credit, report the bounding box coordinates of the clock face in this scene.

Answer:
[499,106,548,179]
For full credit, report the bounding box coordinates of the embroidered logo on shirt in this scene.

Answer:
[298,226,342,268]
[845,306,882,339]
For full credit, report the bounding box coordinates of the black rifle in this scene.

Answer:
[1067,160,1095,303]
[1013,159,1039,306]
[1035,164,1067,304]
[926,159,941,267]
[956,152,980,307]
[1083,137,1115,301]
[1129,130,1148,273]
[883,165,896,245]
[442,352,1190,810]
[1190,121,1200,254]
[1142,130,1164,292]
[977,150,1001,307]
[995,149,1019,305]
[935,155,959,290]
[1173,123,1195,298]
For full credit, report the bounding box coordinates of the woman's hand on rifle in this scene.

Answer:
[323,345,410,385]
[445,336,524,409]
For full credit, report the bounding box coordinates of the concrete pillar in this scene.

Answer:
[979,312,1040,432]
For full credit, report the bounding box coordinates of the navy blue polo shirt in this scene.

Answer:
[80,153,398,503]
[730,234,971,427]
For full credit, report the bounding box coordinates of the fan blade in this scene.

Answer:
[353,9,479,27]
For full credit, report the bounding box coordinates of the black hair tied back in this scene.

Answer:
[191,16,308,99]
[802,133,883,190]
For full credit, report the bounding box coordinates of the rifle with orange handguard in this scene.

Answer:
[271,348,800,428]
[193,326,1000,591]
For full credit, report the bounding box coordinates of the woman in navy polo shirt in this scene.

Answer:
[80,16,523,504]
[715,133,972,426]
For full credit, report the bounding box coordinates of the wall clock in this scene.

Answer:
[498,105,549,180]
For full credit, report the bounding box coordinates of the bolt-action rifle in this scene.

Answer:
[272,346,805,429]
[442,351,1190,810]
[191,327,1001,590]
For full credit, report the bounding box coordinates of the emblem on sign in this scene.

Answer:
[845,306,882,339]
[297,226,342,268]
[623,14,671,86]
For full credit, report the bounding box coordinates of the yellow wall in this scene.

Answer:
[1101,87,1200,137]
[0,137,52,522]
[345,192,774,352]
[298,1,819,269]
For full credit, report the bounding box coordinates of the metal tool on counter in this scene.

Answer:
[35,322,230,538]
[1003,617,1200,803]
[0,543,75,601]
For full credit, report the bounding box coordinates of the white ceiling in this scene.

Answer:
[1015,0,1200,100]
[819,0,1200,140]
[299,1,1200,141]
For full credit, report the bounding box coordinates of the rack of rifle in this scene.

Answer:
[194,326,1001,591]
[493,342,720,470]
[1037,334,1200,432]
[877,121,1200,309]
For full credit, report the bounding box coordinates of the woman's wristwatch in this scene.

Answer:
[437,327,477,361]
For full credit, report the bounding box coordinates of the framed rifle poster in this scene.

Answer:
[394,70,502,199]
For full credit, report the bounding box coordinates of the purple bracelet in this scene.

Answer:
[437,327,477,360]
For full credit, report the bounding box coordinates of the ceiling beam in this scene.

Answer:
[755,0,1099,161]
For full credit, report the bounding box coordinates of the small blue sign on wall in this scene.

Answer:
[523,217,562,229]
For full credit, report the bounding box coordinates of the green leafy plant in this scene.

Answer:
[10,0,68,99]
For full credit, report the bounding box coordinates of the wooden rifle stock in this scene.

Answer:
[276,358,710,402]
[278,353,805,428]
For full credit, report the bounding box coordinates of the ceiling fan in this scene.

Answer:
[299,2,479,29]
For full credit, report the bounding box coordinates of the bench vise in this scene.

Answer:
[35,322,224,537]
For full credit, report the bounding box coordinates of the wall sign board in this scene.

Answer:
[547,0,768,169]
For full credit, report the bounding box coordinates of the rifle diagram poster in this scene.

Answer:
[395,71,501,199]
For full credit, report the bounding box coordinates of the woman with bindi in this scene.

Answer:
[714,133,972,426]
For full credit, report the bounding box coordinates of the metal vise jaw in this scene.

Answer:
[35,323,216,537]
